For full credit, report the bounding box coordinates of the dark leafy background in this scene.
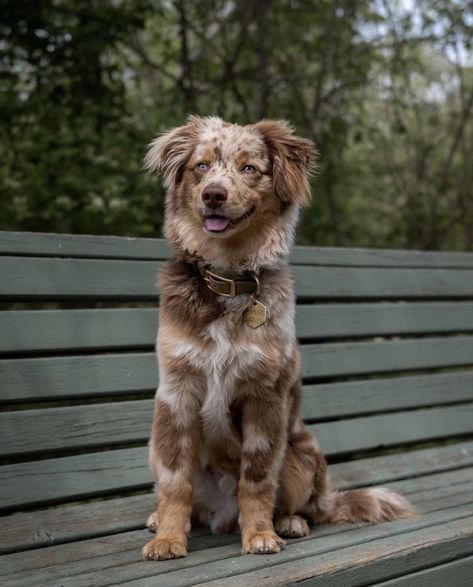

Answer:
[1,0,472,249]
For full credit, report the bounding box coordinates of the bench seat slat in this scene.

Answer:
[3,451,473,555]
[2,232,473,267]
[2,487,473,584]
[2,257,473,300]
[175,514,473,587]
[2,336,473,402]
[2,418,473,511]
[367,555,473,587]
[3,378,473,457]
[0,493,156,556]
[9,507,470,587]
[2,302,473,354]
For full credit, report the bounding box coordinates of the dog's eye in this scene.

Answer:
[196,162,209,171]
[242,164,256,173]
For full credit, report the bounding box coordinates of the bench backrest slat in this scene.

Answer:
[290,246,473,268]
[3,257,473,299]
[0,231,173,260]
[2,404,473,512]
[1,231,473,514]
[3,231,473,267]
[2,302,473,354]
[0,447,150,512]
[2,379,473,460]
[2,336,473,403]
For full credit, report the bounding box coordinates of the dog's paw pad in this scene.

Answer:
[275,515,310,538]
[142,537,187,561]
[242,530,285,555]
[146,511,159,533]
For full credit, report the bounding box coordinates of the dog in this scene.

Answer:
[142,115,414,560]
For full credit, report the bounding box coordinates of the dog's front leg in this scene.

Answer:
[239,392,287,555]
[142,374,201,561]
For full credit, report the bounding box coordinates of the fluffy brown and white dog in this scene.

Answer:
[142,115,414,561]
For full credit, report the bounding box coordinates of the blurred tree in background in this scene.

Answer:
[1,0,472,249]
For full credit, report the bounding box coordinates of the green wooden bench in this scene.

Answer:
[1,230,473,586]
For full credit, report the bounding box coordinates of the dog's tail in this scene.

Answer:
[315,486,416,524]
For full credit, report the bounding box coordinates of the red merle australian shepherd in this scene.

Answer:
[142,116,414,560]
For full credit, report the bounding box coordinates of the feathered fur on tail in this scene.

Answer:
[315,487,416,524]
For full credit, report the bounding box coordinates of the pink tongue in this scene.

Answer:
[205,217,230,232]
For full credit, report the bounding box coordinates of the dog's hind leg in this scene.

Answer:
[275,422,329,538]
[280,423,415,527]
[274,514,310,538]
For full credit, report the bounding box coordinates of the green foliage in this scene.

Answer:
[0,0,163,236]
[0,0,472,249]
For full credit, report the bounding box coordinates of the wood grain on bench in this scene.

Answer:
[1,231,473,585]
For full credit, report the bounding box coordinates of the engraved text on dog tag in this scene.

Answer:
[243,300,267,328]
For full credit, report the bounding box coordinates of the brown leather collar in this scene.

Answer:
[199,267,260,298]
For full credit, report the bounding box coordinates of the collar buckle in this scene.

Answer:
[203,269,237,297]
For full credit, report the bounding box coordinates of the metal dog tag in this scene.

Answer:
[243,300,267,328]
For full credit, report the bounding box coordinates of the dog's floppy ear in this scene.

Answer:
[253,120,316,207]
[144,115,203,188]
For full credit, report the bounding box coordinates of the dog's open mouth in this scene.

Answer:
[204,206,256,233]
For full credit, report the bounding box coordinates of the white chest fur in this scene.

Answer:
[200,311,266,434]
[159,293,295,450]
[167,302,266,435]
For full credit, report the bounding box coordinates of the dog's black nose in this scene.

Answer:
[202,185,227,209]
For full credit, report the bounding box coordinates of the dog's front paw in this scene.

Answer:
[242,530,285,555]
[142,536,187,561]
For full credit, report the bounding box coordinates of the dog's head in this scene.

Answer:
[145,116,315,267]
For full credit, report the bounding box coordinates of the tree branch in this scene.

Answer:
[176,0,198,112]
